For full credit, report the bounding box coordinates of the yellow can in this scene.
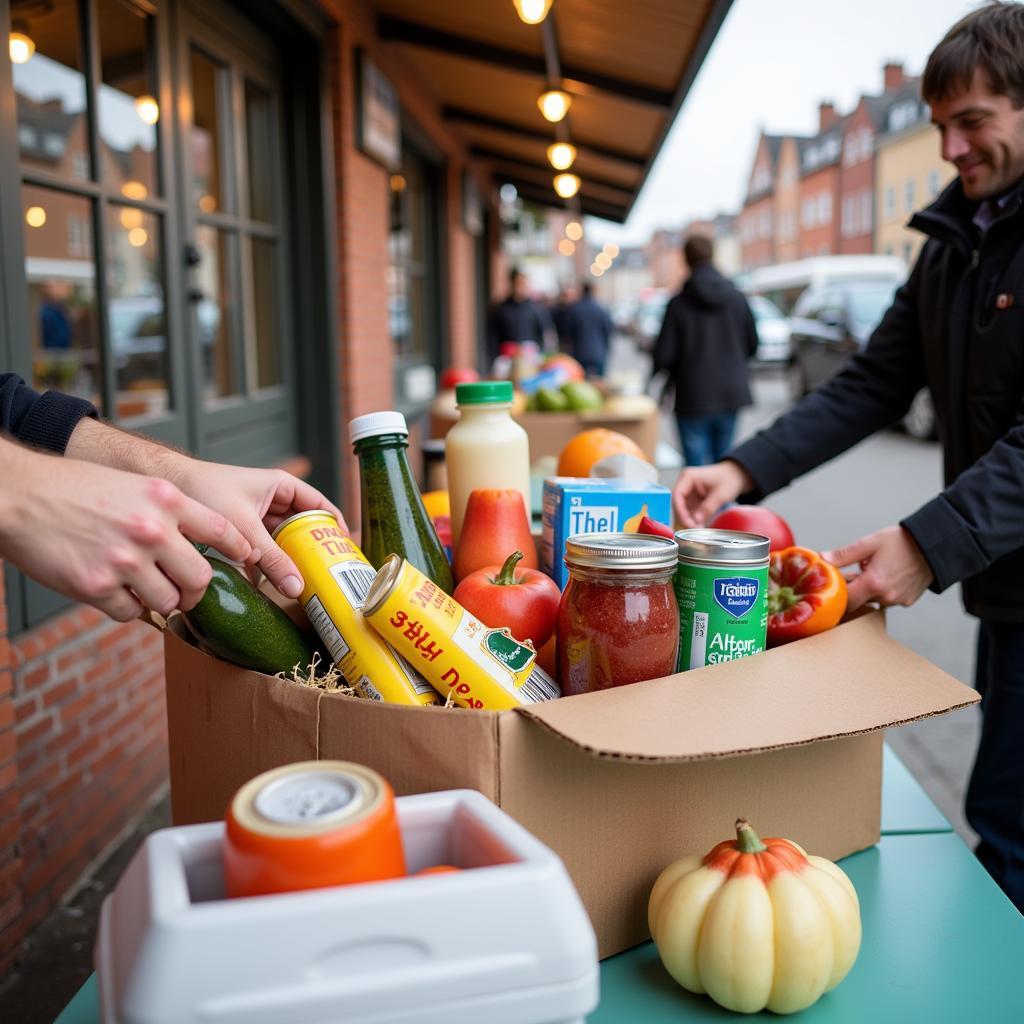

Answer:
[361,555,561,710]
[271,511,438,705]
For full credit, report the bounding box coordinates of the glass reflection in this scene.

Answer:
[106,205,168,420]
[249,238,280,389]
[245,80,274,222]
[23,185,100,407]
[98,0,159,196]
[194,226,237,400]
[190,48,225,214]
[14,0,90,181]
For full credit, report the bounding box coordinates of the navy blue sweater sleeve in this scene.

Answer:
[0,373,98,454]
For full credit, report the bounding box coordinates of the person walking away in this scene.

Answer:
[487,267,556,367]
[565,282,613,378]
[652,234,757,466]
[670,2,1024,915]
[549,283,578,353]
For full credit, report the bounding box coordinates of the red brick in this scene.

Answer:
[44,768,87,810]
[66,733,103,771]
[59,691,97,726]
[0,891,25,935]
[14,696,39,724]
[0,730,14,763]
[84,657,116,685]
[0,701,13,731]
[41,678,78,709]
[17,710,55,748]
[20,662,51,691]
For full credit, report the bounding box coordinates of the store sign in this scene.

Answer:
[357,51,400,170]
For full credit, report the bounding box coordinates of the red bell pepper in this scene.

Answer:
[767,546,848,645]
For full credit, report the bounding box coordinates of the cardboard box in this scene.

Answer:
[164,610,976,959]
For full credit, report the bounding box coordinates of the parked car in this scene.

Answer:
[747,294,791,363]
[787,279,937,440]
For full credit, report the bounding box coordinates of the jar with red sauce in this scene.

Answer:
[558,532,680,696]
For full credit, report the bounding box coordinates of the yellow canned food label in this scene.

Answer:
[363,559,560,710]
[273,514,437,706]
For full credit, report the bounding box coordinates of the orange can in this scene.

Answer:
[223,761,406,898]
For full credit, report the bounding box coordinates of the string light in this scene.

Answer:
[513,0,553,25]
[547,142,576,171]
[135,95,160,125]
[565,221,583,241]
[553,172,581,199]
[537,89,571,123]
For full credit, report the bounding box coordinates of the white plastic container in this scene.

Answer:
[96,789,598,1024]
[445,381,531,544]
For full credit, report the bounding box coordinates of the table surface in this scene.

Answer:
[56,747,1012,1024]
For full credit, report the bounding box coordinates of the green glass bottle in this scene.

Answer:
[350,411,454,593]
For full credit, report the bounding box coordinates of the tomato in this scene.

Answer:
[710,505,795,551]
[767,547,848,645]
[452,551,561,648]
[637,515,676,540]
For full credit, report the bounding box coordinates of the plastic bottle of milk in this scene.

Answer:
[446,381,531,545]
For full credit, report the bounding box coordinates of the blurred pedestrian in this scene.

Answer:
[565,282,613,378]
[671,2,1024,913]
[549,283,577,352]
[487,267,555,365]
[652,234,758,466]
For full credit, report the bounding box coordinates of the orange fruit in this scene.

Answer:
[557,428,647,478]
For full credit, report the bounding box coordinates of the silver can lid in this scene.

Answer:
[564,532,678,571]
[675,528,770,564]
[254,769,364,826]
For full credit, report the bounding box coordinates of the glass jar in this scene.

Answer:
[558,533,680,695]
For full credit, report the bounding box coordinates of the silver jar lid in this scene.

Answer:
[564,532,679,571]
[675,528,770,565]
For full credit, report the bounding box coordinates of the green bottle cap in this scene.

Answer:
[455,381,514,405]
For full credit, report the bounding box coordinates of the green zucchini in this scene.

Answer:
[182,555,319,678]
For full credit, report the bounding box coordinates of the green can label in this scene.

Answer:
[674,562,768,670]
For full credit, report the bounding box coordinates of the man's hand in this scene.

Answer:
[823,526,934,613]
[171,461,347,598]
[672,460,754,527]
[0,439,251,621]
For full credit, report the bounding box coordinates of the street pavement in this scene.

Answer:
[611,334,981,844]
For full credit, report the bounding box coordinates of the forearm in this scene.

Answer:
[0,434,43,547]
[65,416,190,484]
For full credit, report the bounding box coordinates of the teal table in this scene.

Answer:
[55,747,1016,1024]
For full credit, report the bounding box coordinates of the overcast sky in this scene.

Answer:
[585,0,980,247]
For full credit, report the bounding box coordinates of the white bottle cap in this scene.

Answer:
[349,411,408,443]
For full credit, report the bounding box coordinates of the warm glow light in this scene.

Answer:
[135,95,160,126]
[121,180,148,200]
[120,208,144,229]
[9,31,35,65]
[128,227,149,247]
[553,172,581,199]
[595,252,612,270]
[591,265,604,277]
[557,238,576,256]
[198,194,217,213]
[513,0,553,25]
[546,142,576,171]
[537,89,571,123]
[603,243,620,258]
[25,205,46,228]
[390,173,406,192]
[565,220,583,241]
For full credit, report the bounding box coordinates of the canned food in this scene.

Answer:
[362,555,561,710]
[223,760,406,897]
[272,510,438,705]
[674,529,769,671]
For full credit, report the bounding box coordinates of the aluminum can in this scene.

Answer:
[362,555,561,710]
[224,760,406,897]
[674,528,770,671]
[272,511,438,705]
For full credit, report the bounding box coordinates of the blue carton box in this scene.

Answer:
[541,478,673,589]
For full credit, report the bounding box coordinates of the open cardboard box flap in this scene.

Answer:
[515,610,978,762]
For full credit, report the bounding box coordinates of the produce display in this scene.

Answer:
[453,488,537,582]
[526,379,604,413]
[648,819,861,1014]
[709,505,795,551]
[768,547,849,645]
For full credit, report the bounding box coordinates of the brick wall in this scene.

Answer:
[0,563,19,978]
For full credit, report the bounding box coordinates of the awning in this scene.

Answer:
[376,0,734,223]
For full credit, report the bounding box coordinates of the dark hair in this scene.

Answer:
[581,281,594,296]
[683,235,713,268]
[922,2,1024,108]
[509,266,525,284]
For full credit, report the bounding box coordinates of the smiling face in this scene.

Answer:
[931,69,1024,201]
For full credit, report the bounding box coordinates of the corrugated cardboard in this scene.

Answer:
[164,609,977,958]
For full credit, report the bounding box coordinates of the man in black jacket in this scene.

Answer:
[0,373,344,621]
[673,2,1024,911]
[653,234,758,465]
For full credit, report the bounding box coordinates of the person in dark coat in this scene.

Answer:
[672,2,1024,913]
[487,267,555,365]
[652,234,758,466]
[565,282,613,378]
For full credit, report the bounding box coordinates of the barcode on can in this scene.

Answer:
[689,611,708,670]
[386,641,436,697]
[329,561,378,609]
[516,666,560,704]
[304,595,352,663]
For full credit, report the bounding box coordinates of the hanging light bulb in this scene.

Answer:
[546,142,577,171]
[135,95,160,126]
[537,89,571,123]
[565,220,583,241]
[9,22,36,64]
[553,172,581,199]
[513,0,553,24]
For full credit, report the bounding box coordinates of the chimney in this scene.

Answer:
[884,62,905,91]
[819,102,837,132]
